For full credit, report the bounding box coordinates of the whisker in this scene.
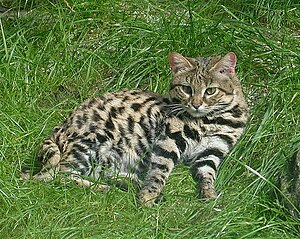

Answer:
[165,104,186,116]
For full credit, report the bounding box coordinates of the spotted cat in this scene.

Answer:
[22,52,249,206]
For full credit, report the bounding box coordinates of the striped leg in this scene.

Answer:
[190,147,226,199]
[138,139,179,207]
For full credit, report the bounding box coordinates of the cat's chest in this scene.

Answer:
[165,118,202,153]
[165,116,215,141]
[165,117,227,163]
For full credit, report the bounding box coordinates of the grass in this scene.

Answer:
[0,0,300,238]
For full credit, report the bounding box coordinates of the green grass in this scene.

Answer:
[1,0,300,238]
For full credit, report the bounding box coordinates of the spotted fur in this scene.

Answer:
[22,52,249,206]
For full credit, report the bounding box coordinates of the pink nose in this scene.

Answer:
[192,102,202,109]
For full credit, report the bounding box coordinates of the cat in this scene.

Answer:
[22,52,249,207]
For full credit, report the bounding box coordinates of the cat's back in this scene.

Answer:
[60,89,167,143]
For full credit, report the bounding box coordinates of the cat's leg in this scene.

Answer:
[190,163,219,199]
[138,139,179,207]
[189,138,227,199]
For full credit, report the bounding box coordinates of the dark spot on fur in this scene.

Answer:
[195,148,224,162]
[229,105,243,118]
[96,133,107,143]
[183,125,200,142]
[166,124,186,153]
[110,107,118,118]
[131,103,142,111]
[118,106,125,114]
[203,117,246,129]
[92,110,101,122]
[191,159,217,172]
[104,129,114,140]
[105,118,115,130]
[127,116,135,134]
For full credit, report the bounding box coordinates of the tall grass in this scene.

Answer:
[0,0,299,238]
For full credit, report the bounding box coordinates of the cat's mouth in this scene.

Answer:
[186,107,211,118]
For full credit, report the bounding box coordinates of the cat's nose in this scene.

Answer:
[192,99,202,110]
[192,102,202,109]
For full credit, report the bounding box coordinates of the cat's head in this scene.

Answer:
[168,52,242,118]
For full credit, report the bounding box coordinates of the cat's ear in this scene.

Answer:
[213,52,237,77]
[169,52,195,75]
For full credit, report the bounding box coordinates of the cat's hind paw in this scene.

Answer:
[137,190,159,207]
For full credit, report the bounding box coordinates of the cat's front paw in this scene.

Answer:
[199,183,218,199]
[137,190,159,207]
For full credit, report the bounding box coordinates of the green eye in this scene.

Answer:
[181,85,193,95]
[205,87,217,95]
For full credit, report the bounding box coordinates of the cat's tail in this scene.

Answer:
[21,136,62,182]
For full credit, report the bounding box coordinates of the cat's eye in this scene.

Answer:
[205,87,217,95]
[181,85,193,96]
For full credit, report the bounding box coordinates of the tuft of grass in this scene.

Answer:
[0,0,299,238]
